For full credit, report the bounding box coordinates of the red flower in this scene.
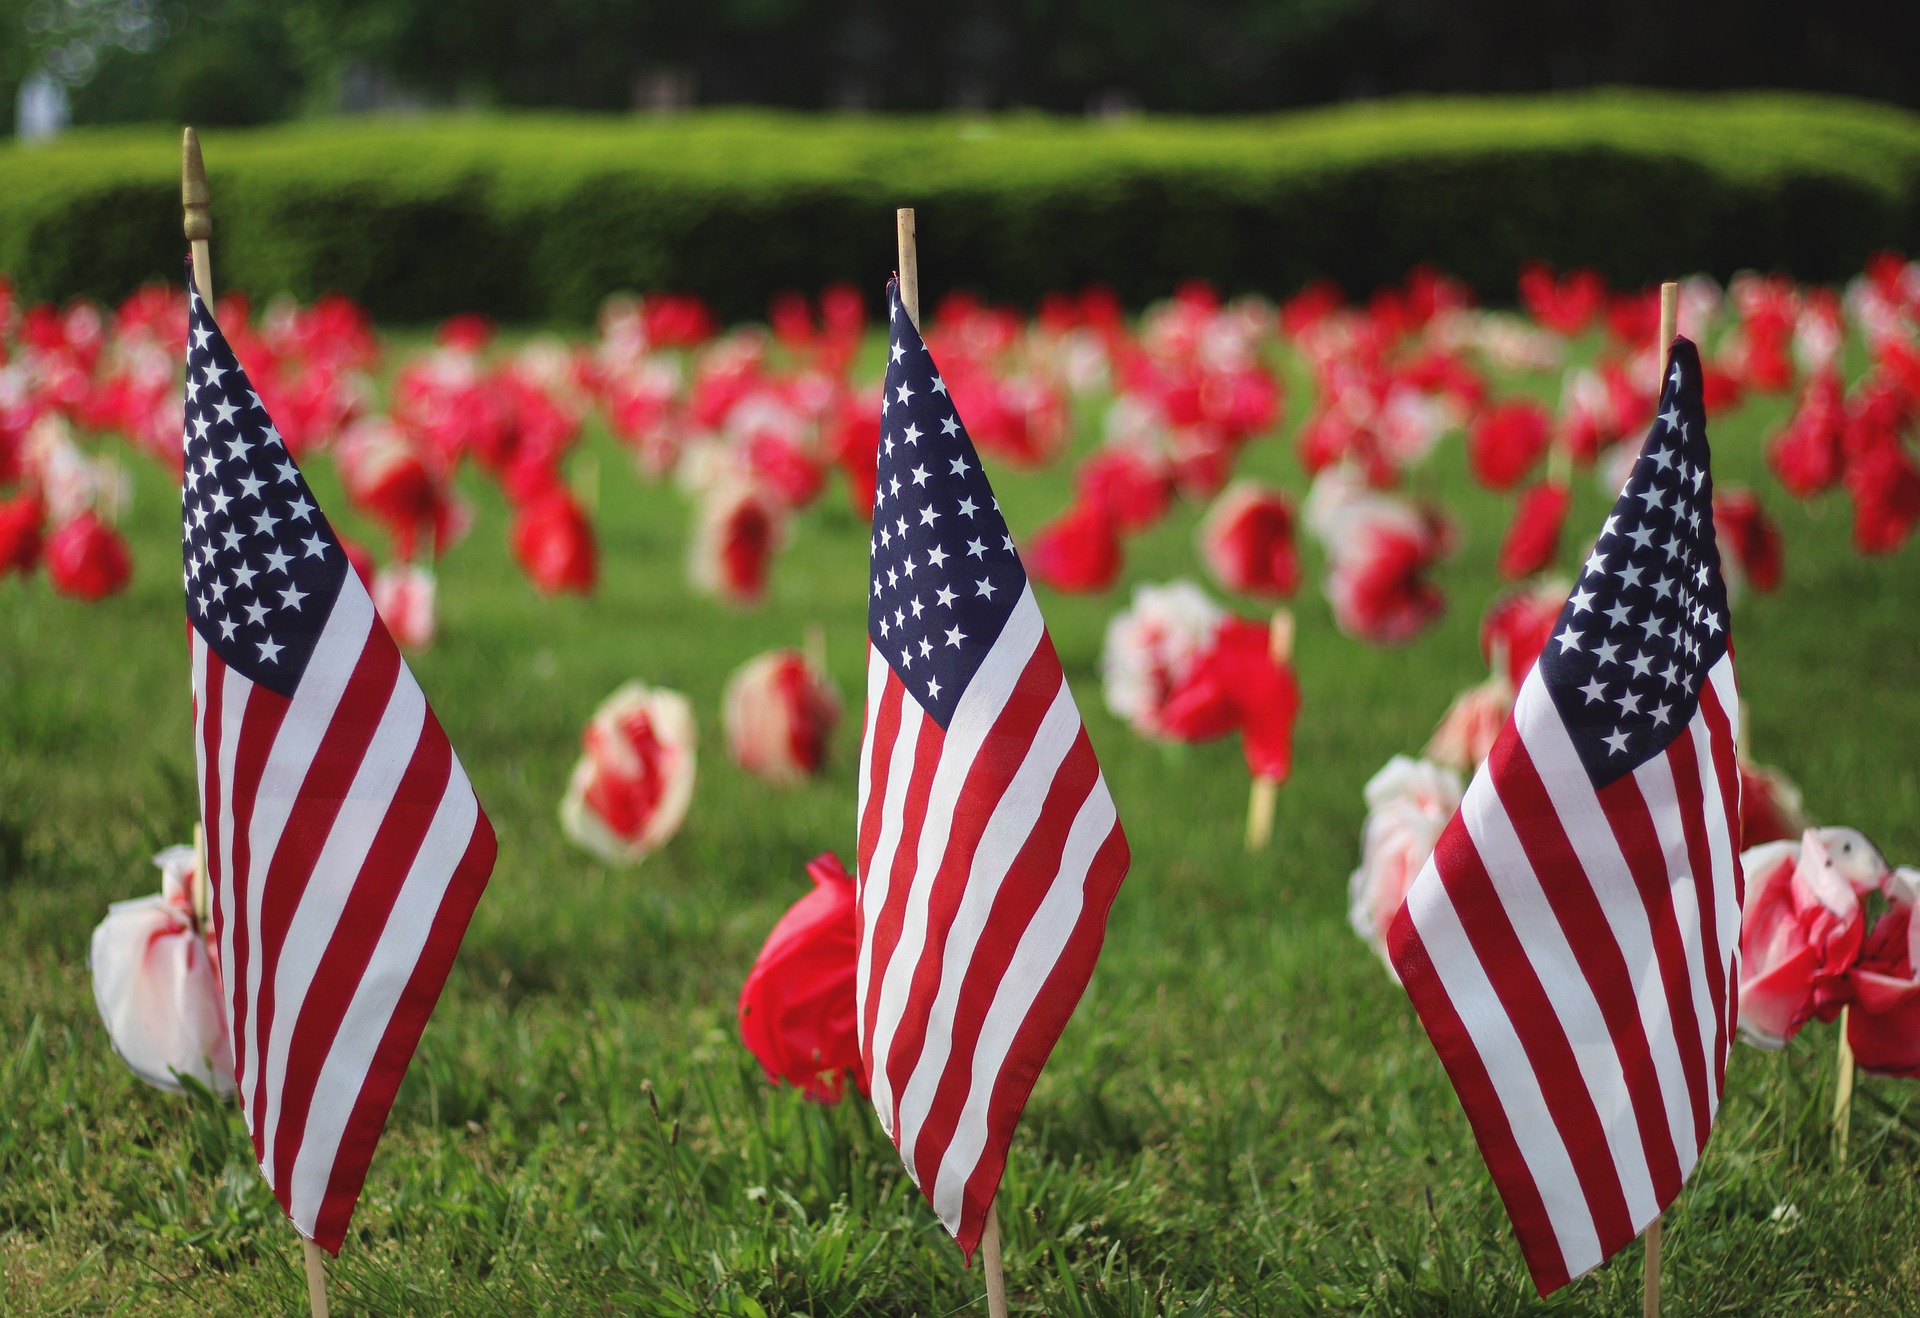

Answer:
[1847,894,1920,1077]
[1845,445,1920,556]
[1467,399,1551,491]
[1329,525,1446,645]
[560,681,698,865]
[1518,263,1606,337]
[691,482,784,606]
[1158,616,1301,780]
[1739,760,1809,851]
[1480,579,1568,688]
[44,511,130,601]
[1496,480,1571,580]
[1027,500,1122,594]
[1738,829,1888,1047]
[722,649,842,784]
[738,853,866,1102]
[1198,481,1300,598]
[1076,446,1173,532]
[510,489,598,594]
[0,493,45,576]
[1713,489,1783,594]
[1766,370,1847,496]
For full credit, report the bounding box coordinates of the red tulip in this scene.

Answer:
[44,511,130,601]
[1027,500,1122,594]
[1158,616,1300,780]
[1845,445,1920,556]
[1076,446,1173,532]
[1713,488,1783,595]
[1480,580,1568,688]
[1496,480,1571,580]
[1198,482,1301,599]
[722,649,842,784]
[0,492,45,575]
[738,853,865,1102]
[511,489,598,594]
[1467,399,1552,491]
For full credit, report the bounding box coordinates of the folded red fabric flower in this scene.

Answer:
[1496,480,1571,580]
[45,510,130,601]
[738,853,866,1102]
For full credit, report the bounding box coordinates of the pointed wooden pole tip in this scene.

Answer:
[181,127,211,241]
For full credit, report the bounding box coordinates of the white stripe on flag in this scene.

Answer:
[1460,779,1663,1226]
[889,675,1079,1184]
[1404,848,1603,1278]
[867,592,1045,1134]
[929,776,1117,1228]
[856,688,928,1093]
[259,667,427,1182]
[236,584,375,1105]
[286,776,479,1233]
[1513,671,1699,1169]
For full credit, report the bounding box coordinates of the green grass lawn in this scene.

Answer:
[4,331,1920,1316]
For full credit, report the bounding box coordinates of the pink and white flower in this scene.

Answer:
[1099,580,1226,738]
[372,563,437,651]
[560,682,698,865]
[722,648,842,784]
[1349,756,1464,977]
[1737,827,1889,1048]
[88,846,235,1095]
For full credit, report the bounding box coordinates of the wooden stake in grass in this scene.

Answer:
[1834,1006,1856,1164]
[897,203,1012,1318]
[1640,277,1679,1318]
[182,122,331,1318]
[1245,609,1296,851]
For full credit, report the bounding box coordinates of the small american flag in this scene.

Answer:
[1390,337,1742,1294]
[181,276,496,1253]
[857,282,1130,1257]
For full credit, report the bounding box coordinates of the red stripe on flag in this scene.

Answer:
[1661,721,1728,1125]
[1593,774,1713,1147]
[311,813,496,1254]
[953,821,1129,1258]
[1389,907,1571,1294]
[268,724,453,1188]
[1427,812,1637,1254]
[876,645,1062,1140]
[1489,731,1684,1201]
[860,712,945,1079]
[246,637,402,1131]
[219,671,289,1111]
[905,729,1102,1232]
[1696,679,1745,1085]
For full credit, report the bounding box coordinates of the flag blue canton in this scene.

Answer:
[181,278,348,696]
[867,283,1025,729]
[1538,337,1729,787]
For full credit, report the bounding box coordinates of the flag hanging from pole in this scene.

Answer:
[857,281,1131,1257]
[181,273,496,1253]
[1390,337,1743,1295]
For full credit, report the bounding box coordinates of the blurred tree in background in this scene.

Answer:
[4,0,1915,133]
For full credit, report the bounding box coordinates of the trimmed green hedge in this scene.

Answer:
[3,92,1919,324]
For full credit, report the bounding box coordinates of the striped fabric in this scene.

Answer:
[181,277,496,1253]
[1390,338,1743,1295]
[858,282,1130,1257]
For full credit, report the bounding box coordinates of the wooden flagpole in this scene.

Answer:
[1640,278,1679,1318]
[181,128,213,306]
[183,124,331,1318]
[897,205,1012,1318]
[1244,610,1295,851]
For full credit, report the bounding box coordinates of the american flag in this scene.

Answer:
[1390,337,1742,1295]
[181,276,496,1253]
[857,282,1131,1256]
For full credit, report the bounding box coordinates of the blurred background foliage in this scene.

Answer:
[2,0,1917,135]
